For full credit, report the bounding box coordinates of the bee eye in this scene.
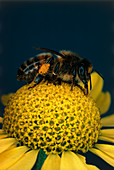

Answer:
[79,66,85,76]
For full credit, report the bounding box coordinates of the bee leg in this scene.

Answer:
[34,74,44,84]
[44,75,50,85]
[71,84,73,91]
[84,82,88,96]
[29,83,37,89]
[71,68,76,91]
[90,75,92,90]
[53,77,61,86]
[53,62,60,74]
[28,74,44,89]
[45,56,54,64]
[51,62,60,85]
[57,78,61,85]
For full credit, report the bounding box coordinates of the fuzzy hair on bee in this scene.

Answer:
[17,47,102,95]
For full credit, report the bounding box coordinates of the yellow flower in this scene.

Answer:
[0,72,114,170]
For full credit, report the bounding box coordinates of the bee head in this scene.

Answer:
[78,59,93,94]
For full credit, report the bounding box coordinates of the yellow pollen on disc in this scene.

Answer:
[3,82,101,155]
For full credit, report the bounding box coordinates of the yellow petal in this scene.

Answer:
[5,144,17,151]
[41,154,60,170]
[88,72,103,101]
[0,129,4,134]
[60,151,88,170]
[95,144,114,158]
[77,154,99,170]
[96,92,111,114]
[0,134,8,139]
[9,149,39,170]
[0,117,3,123]
[101,115,114,127]
[0,138,16,153]
[1,93,14,106]
[101,129,114,138]
[0,146,29,169]
[98,135,114,143]
[89,148,114,167]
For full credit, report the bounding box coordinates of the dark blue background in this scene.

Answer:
[0,2,114,169]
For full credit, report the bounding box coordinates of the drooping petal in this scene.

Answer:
[95,92,111,114]
[41,154,61,170]
[0,138,17,153]
[77,154,99,170]
[0,146,29,169]
[89,148,114,167]
[95,144,114,158]
[0,117,3,123]
[1,93,14,106]
[101,129,114,138]
[101,115,114,127]
[8,149,39,170]
[60,151,88,170]
[88,73,103,101]
[98,135,114,143]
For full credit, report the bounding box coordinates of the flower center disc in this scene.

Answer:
[3,82,101,154]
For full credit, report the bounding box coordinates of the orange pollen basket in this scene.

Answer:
[39,63,50,74]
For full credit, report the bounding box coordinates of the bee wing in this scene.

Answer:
[17,52,53,81]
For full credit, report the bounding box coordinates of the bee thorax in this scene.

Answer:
[60,74,73,81]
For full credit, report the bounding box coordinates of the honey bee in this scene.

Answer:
[17,47,102,95]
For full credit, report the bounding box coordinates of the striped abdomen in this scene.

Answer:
[17,53,52,81]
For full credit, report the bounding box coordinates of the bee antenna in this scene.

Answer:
[92,69,104,80]
[33,47,66,59]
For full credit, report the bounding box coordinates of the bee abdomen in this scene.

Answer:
[17,57,40,81]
